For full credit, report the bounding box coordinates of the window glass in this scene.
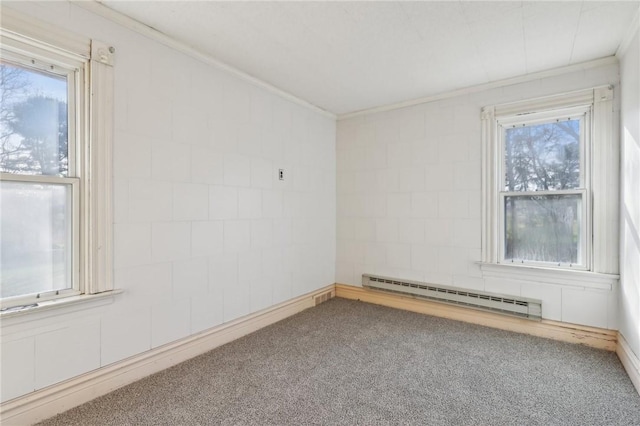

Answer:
[0,62,69,176]
[0,181,72,298]
[504,119,580,191]
[504,193,581,264]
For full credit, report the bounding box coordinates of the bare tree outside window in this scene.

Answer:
[504,120,580,191]
[503,119,582,264]
[0,63,68,176]
[1,62,71,298]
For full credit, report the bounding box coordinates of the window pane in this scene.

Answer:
[504,119,580,191]
[1,181,72,298]
[504,194,581,264]
[0,62,69,176]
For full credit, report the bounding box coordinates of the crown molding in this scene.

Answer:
[338,56,619,120]
[63,2,631,122]
[71,1,336,119]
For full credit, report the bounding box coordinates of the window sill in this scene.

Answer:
[0,290,123,327]
[478,263,618,291]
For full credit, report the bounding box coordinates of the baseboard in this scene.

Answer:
[2,283,630,424]
[335,284,617,351]
[0,284,336,426]
[617,333,640,396]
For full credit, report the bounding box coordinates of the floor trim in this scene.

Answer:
[617,333,640,396]
[3,283,634,424]
[0,284,335,426]
[335,284,617,351]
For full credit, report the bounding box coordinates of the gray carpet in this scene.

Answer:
[39,298,640,425]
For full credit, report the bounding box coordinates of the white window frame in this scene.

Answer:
[0,9,116,312]
[480,87,619,288]
[496,106,591,270]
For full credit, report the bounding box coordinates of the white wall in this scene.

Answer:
[619,25,640,358]
[336,63,620,329]
[0,2,335,402]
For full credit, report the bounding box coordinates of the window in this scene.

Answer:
[1,48,82,306]
[481,87,619,280]
[499,106,590,269]
[0,11,115,310]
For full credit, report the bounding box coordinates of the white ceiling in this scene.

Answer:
[100,1,639,115]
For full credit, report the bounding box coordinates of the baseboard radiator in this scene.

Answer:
[362,274,542,320]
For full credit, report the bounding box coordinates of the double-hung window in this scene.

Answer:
[498,106,590,269]
[1,43,83,306]
[481,87,619,280]
[0,9,115,311]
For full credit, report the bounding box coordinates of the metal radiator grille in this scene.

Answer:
[363,274,542,320]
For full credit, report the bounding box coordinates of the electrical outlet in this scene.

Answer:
[279,169,284,180]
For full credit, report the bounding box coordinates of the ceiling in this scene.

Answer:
[100,1,639,115]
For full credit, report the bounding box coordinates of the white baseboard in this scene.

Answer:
[0,284,336,426]
[617,333,640,396]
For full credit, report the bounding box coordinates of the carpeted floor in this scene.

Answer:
[39,298,640,425]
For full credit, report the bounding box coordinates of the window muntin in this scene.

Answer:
[497,107,591,269]
[1,43,84,307]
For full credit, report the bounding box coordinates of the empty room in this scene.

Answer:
[1,0,639,424]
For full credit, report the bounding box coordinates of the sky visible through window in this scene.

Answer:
[24,68,67,102]
[504,119,580,192]
[1,63,71,298]
[1,62,68,176]
[503,118,582,265]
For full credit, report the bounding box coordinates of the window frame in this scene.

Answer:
[480,86,619,282]
[0,11,115,312]
[1,41,85,308]
[496,106,592,270]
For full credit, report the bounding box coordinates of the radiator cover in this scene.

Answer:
[362,274,542,320]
